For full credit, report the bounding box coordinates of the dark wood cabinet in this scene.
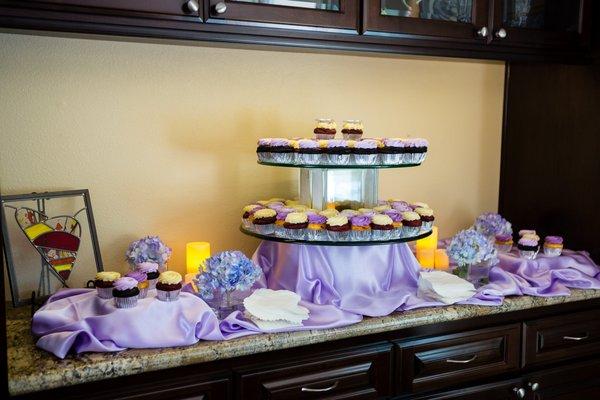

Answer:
[524,359,600,400]
[410,378,526,400]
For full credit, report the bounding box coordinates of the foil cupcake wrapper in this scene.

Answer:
[391,228,403,239]
[327,154,351,165]
[138,287,149,299]
[342,133,363,140]
[543,246,562,257]
[242,218,253,229]
[96,287,114,299]
[402,226,421,237]
[371,229,392,241]
[306,229,327,241]
[257,152,273,163]
[298,153,321,165]
[421,221,433,231]
[351,229,371,241]
[327,230,350,242]
[314,133,336,140]
[382,153,402,165]
[254,223,275,235]
[114,295,139,309]
[519,249,538,260]
[271,152,294,164]
[274,224,287,238]
[353,154,379,165]
[157,289,181,302]
[285,228,306,240]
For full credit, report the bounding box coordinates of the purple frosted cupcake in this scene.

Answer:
[125,270,149,299]
[136,262,160,290]
[326,139,351,165]
[307,213,327,241]
[495,233,514,253]
[350,214,372,241]
[275,207,294,237]
[405,138,429,164]
[544,236,563,257]
[112,277,140,309]
[269,138,294,164]
[381,138,405,165]
[256,138,272,163]
[353,139,379,165]
[383,209,403,238]
[391,200,412,213]
[518,237,539,260]
[297,139,322,165]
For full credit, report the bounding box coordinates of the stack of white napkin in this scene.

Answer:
[417,270,476,304]
[243,289,310,330]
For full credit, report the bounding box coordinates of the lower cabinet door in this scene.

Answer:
[110,377,230,400]
[410,378,526,400]
[524,358,600,400]
[236,343,392,400]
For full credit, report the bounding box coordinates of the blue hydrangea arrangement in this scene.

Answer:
[446,228,497,267]
[125,235,172,268]
[195,250,262,300]
[473,212,512,238]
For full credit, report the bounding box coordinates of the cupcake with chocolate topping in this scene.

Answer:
[269,138,295,164]
[350,214,371,241]
[112,277,140,308]
[284,212,308,240]
[307,213,327,241]
[341,120,363,140]
[296,139,322,165]
[125,270,149,299]
[518,236,539,260]
[370,214,394,241]
[325,215,351,241]
[94,271,121,299]
[136,262,160,289]
[352,139,379,165]
[401,211,422,237]
[313,118,337,140]
[242,204,263,229]
[543,236,563,257]
[326,139,351,165]
[256,138,272,163]
[156,271,183,302]
[381,138,405,165]
[252,208,277,235]
[414,207,434,230]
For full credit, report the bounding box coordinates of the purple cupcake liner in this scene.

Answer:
[96,287,114,299]
[157,289,180,302]
[114,295,139,309]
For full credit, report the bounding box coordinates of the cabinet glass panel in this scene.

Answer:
[230,0,340,11]
[381,0,473,23]
[503,0,580,32]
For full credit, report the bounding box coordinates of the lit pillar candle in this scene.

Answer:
[186,242,211,275]
[416,226,438,251]
[415,226,438,268]
[416,248,435,268]
[434,249,450,270]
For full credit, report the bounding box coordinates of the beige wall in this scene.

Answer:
[0,33,504,280]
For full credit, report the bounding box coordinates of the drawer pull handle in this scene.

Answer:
[446,354,477,364]
[563,333,589,341]
[301,381,339,393]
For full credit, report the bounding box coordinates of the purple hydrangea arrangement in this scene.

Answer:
[125,236,172,268]
[473,212,512,238]
[195,250,262,300]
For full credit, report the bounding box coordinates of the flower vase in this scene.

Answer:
[215,290,243,319]
[453,259,493,288]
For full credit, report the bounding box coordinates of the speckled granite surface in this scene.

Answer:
[7,289,600,396]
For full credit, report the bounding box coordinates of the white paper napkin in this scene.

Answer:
[417,270,476,304]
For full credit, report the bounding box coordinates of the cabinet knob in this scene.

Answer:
[214,1,227,14]
[529,382,540,392]
[476,26,488,38]
[513,387,526,399]
[185,0,199,13]
[495,28,507,39]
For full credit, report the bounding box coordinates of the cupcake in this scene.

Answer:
[370,214,394,241]
[137,262,160,289]
[390,200,411,212]
[341,120,364,140]
[307,213,327,241]
[252,208,277,235]
[519,229,536,237]
[381,138,405,165]
[340,209,359,218]
[269,138,295,164]
[291,204,309,212]
[94,271,121,299]
[313,118,337,140]
[358,208,376,216]
[156,271,183,302]
[414,207,434,230]
[350,214,371,241]
[518,237,539,260]
[325,215,351,241]
[256,138,272,163]
[125,270,149,299]
[326,139,351,165]
[405,138,429,164]
[383,209,403,238]
[411,201,430,210]
[544,236,563,257]
[284,212,308,240]
[112,277,140,308]
[495,233,514,253]
[274,207,294,237]
[401,211,422,237]
[242,204,263,229]
[319,209,340,218]
[297,139,322,165]
[352,139,379,165]
[373,204,392,213]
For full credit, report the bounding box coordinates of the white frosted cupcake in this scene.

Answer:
[314,118,337,140]
[284,212,309,240]
[325,215,351,241]
[370,214,394,241]
[414,207,435,230]
[373,204,392,213]
[252,208,277,235]
[156,271,183,302]
[401,211,422,237]
[94,271,121,299]
[319,209,340,218]
[242,204,263,229]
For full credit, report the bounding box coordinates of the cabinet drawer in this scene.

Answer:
[237,343,392,400]
[523,308,600,367]
[394,324,521,394]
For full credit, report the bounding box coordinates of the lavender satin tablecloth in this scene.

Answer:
[33,242,600,358]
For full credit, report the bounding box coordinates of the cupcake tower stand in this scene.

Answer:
[241,157,434,316]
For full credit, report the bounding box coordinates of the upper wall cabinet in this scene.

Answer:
[204,0,359,32]
[364,0,490,43]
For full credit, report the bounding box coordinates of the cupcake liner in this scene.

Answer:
[314,133,335,140]
[353,154,379,165]
[96,287,114,299]
[327,230,350,242]
[271,152,294,164]
[381,153,402,165]
[242,218,253,230]
[342,133,363,140]
[495,243,513,253]
[285,228,306,240]
[402,226,420,237]
[351,229,371,241]
[371,229,392,241]
[298,153,321,165]
[327,154,351,165]
[543,246,562,257]
[274,224,287,238]
[114,295,139,309]
[157,289,181,302]
[306,229,326,241]
[254,223,275,235]
[417,152,427,164]
[519,249,538,260]
[138,287,149,299]
[147,278,158,290]
[257,152,273,163]
[391,228,403,239]
[421,221,433,231]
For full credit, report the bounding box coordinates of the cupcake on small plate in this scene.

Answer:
[401,211,422,237]
[313,118,337,140]
[495,233,514,253]
[325,215,351,241]
[370,214,394,241]
[125,270,149,299]
[94,271,121,299]
[414,207,435,230]
[269,138,295,164]
[326,139,351,165]
[156,271,183,302]
[352,139,379,165]
[350,214,371,241]
[242,204,263,229]
[307,213,327,241]
[381,138,405,165]
[112,277,140,308]
[341,120,364,140]
[284,212,308,240]
[274,207,294,237]
[252,208,277,235]
[543,236,563,257]
[136,262,160,289]
[256,138,272,163]
[297,139,322,165]
[405,138,429,164]
[517,237,539,260]
[383,209,403,239]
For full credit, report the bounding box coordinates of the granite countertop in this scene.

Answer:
[8,289,600,396]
